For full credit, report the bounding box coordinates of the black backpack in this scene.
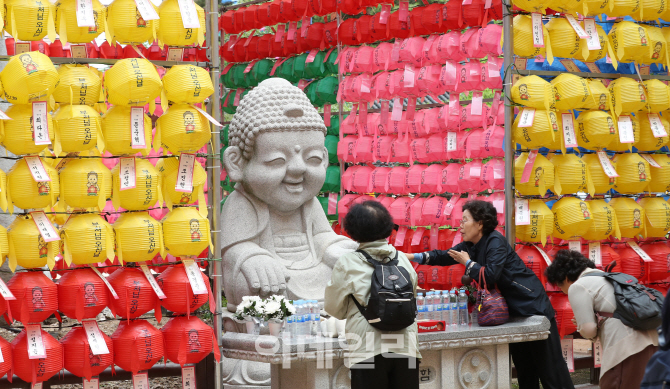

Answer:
[350,249,417,331]
[583,271,664,331]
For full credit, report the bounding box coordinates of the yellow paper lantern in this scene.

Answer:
[104,58,162,107]
[61,214,114,266]
[635,111,670,151]
[512,15,553,63]
[608,77,648,115]
[1,104,54,155]
[640,26,668,66]
[575,110,617,150]
[511,75,555,110]
[158,157,207,215]
[552,73,592,111]
[52,64,102,106]
[156,103,211,154]
[608,21,652,63]
[609,197,646,238]
[512,0,552,13]
[584,24,617,66]
[162,207,212,258]
[106,0,158,45]
[515,199,554,245]
[5,0,56,42]
[583,0,609,16]
[58,158,112,210]
[156,0,205,47]
[647,154,670,192]
[54,0,105,43]
[53,105,104,155]
[551,197,594,240]
[546,18,588,60]
[612,153,651,193]
[583,79,611,111]
[515,152,555,196]
[548,154,594,195]
[513,109,560,149]
[633,0,667,21]
[639,197,670,237]
[583,199,621,241]
[101,106,153,156]
[0,52,59,104]
[111,158,162,211]
[582,153,617,194]
[0,225,9,268]
[113,211,165,264]
[607,113,639,152]
[608,0,642,18]
[0,169,8,213]
[643,79,670,112]
[7,215,58,271]
[547,0,587,15]
[6,157,59,212]
[162,65,214,105]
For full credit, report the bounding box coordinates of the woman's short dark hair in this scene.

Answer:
[343,201,394,243]
[545,249,596,285]
[462,200,498,235]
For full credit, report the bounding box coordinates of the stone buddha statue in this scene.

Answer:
[221,78,357,313]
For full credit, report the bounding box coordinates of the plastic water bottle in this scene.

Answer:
[433,291,443,320]
[441,291,450,323]
[450,289,459,328]
[425,292,434,320]
[310,300,321,337]
[286,312,295,339]
[416,293,425,321]
[458,289,469,327]
[303,300,312,338]
[295,301,305,337]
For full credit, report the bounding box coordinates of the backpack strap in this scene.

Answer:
[580,271,617,320]
[356,249,399,266]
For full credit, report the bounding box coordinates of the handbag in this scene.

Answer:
[474,266,509,326]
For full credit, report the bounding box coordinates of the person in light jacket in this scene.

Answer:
[324,201,421,389]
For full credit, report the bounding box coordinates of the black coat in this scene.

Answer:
[426,230,555,319]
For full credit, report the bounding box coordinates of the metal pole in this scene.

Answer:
[205,0,223,388]
[503,0,515,246]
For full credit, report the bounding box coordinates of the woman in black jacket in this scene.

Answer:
[407,200,574,389]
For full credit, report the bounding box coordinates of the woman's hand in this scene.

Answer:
[448,249,470,266]
[406,253,415,261]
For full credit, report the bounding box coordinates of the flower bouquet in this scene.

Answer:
[234,295,296,336]
[234,296,265,335]
[262,295,296,336]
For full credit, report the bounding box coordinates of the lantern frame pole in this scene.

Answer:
[503,0,515,246]
[206,0,224,388]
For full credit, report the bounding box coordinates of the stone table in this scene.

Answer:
[221,316,551,389]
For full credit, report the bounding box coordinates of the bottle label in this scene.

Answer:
[460,302,467,309]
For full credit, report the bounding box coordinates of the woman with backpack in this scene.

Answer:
[324,201,421,389]
[545,249,659,389]
[407,200,574,389]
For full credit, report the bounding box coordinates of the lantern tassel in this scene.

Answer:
[47,2,57,44]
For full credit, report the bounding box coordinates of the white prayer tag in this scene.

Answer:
[518,108,536,128]
[593,340,602,368]
[175,153,196,193]
[585,62,601,73]
[32,102,50,146]
[392,98,403,121]
[446,132,457,151]
[0,110,10,120]
[89,265,119,299]
[192,105,223,127]
[515,199,530,226]
[30,211,60,242]
[588,242,602,267]
[597,151,618,178]
[531,13,544,47]
[618,116,634,143]
[133,0,159,21]
[133,372,149,389]
[568,240,582,253]
[167,48,184,62]
[82,320,110,355]
[0,277,15,301]
[71,44,88,58]
[403,65,415,88]
[628,242,653,262]
[561,113,578,148]
[76,0,96,27]
[182,366,197,389]
[131,108,146,149]
[514,57,528,70]
[533,245,552,266]
[119,157,136,191]
[583,18,601,50]
[26,324,46,359]
[648,113,668,138]
[83,378,100,389]
[565,15,588,38]
[24,156,51,182]
[642,154,662,168]
[140,264,167,299]
[471,92,483,115]
[183,259,208,295]
[178,0,200,28]
[561,336,575,372]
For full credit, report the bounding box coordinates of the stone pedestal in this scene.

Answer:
[221,316,550,389]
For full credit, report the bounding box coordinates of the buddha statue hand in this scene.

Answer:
[323,239,359,267]
[240,255,289,298]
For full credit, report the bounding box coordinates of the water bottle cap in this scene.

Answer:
[417,292,423,296]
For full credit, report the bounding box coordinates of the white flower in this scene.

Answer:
[264,301,281,315]
[286,302,296,315]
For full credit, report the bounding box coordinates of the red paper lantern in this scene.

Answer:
[156,264,213,316]
[57,268,109,321]
[337,19,358,46]
[368,13,389,42]
[618,245,649,281]
[446,265,466,289]
[415,265,430,289]
[442,0,462,30]
[161,316,219,366]
[438,229,457,250]
[99,41,123,59]
[388,12,412,39]
[461,0,486,27]
[0,337,11,380]
[12,328,63,384]
[600,244,622,273]
[256,3,272,26]
[219,11,238,34]
[549,292,577,338]
[243,5,260,30]
[8,272,57,324]
[322,20,338,48]
[220,39,236,63]
[516,245,548,286]
[233,10,245,33]
[410,8,431,36]
[112,320,164,374]
[320,0,337,14]
[640,242,670,282]
[61,326,114,380]
[106,268,159,320]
